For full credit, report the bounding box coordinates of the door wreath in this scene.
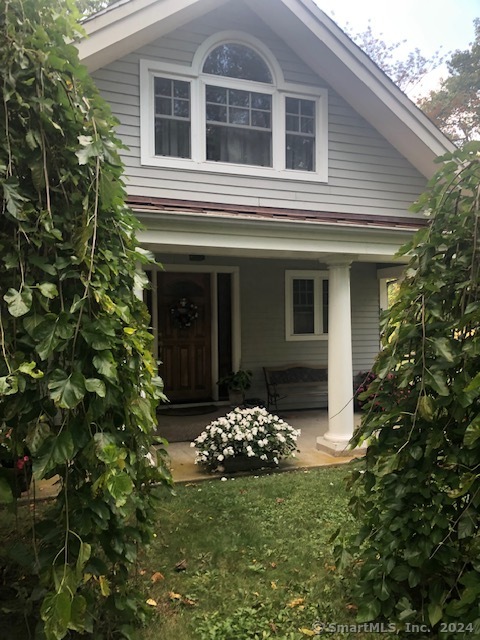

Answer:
[170,297,198,328]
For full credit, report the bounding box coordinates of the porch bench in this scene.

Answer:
[263,364,328,411]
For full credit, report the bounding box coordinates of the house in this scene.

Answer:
[77,0,454,453]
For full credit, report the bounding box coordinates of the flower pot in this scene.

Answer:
[228,389,245,407]
[222,455,278,473]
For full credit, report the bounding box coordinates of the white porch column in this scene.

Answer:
[317,260,355,455]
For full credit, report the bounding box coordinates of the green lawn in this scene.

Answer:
[0,463,400,639]
[138,463,396,640]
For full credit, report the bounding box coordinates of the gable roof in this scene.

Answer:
[77,0,455,178]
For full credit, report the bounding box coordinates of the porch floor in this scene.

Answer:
[26,409,364,501]
[161,407,364,483]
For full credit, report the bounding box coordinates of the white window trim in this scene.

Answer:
[285,270,329,342]
[139,32,328,182]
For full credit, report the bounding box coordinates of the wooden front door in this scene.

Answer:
[157,272,212,403]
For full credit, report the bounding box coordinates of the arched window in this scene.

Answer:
[203,43,273,167]
[202,43,273,83]
[140,32,328,181]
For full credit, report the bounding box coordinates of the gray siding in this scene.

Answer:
[160,256,380,408]
[92,0,427,219]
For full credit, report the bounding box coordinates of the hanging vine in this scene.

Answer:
[0,0,171,638]
[340,144,480,636]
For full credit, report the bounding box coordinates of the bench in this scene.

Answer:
[263,364,328,411]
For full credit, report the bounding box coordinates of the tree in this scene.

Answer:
[0,0,170,637]
[345,20,446,95]
[420,19,480,144]
[343,143,480,635]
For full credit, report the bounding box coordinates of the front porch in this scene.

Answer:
[158,407,364,482]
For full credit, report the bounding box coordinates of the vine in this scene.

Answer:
[341,144,480,636]
[0,1,171,638]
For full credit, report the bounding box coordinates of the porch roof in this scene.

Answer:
[127,195,427,232]
[130,196,422,263]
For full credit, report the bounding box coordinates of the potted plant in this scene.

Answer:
[217,369,252,406]
[191,406,300,472]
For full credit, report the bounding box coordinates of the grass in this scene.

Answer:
[0,464,399,639]
[137,463,397,640]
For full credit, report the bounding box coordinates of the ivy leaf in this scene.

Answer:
[2,180,29,220]
[38,282,59,299]
[464,415,480,447]
[48,370,86,408]
[41,591,72,640]
[418,396,435,421]
[0,375,18,396]
[93,351,118,383]
[26,419,51,455]
[69,595,87,633]
[18,361,44,379]
[85,378,106,397]
[3,287,33,317]
[34,430,75,480]
[107,474,134,507]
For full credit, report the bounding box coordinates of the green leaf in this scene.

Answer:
[418,395,434,421]
[0,477,14,504]
[26,419,51,454]
[69,595,87,632]
[2,180,29,220]
[76,542,92,577]
[107,473,133,507]
[18,361,44,378]
[430,337,456,363]
[356,597,381,622]
[464,415,480,447]
[428,602,443,627]
[41,591,72,640]
[0,375,18,396]
[425,370,449,396]
[85,378,106,397]
[38,282,59,299]
[93,351,118,382]
[48,370,86,408]
[35,317,61,361]
[34,430,75,479]
[3,287,33,317]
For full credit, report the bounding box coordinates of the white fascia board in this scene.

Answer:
[78,0,228,72]
[135,211,414,261]
[245,0,455,177]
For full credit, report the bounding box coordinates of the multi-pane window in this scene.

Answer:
[141,37,327,179]
[293,279,315,334]
[286,97,315,171]
[205,86,272,166]
[154,77,191,158]
[286,271,328,340]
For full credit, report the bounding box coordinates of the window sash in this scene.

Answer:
[285,271,328,341]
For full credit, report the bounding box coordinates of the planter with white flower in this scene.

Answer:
[192,406,300,472]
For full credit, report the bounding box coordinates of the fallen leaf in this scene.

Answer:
[239,489,247,494]
[269,622,278,633]
[174,559,187,572]
[139,569,147,575]
[346,603,358,612]
[270,562,277,569]
[151,572,164,583]
[271,581,278,590]
[276,498,285,503]
[299,628,316,636]
[182,597,196,606]
[324,564,336,572]
[287,597,305,608]
[146,599,157,607]
[169,592,182,600]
